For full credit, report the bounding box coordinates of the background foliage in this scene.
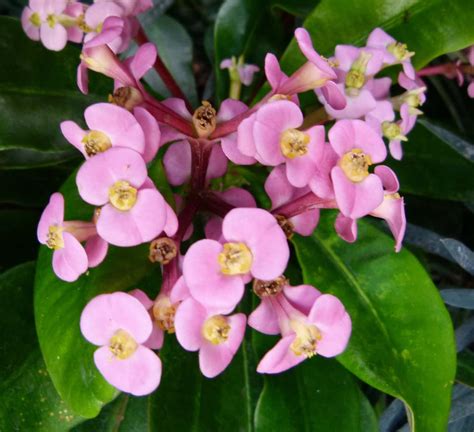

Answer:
[0,0,473,431]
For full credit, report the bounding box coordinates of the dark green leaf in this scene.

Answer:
[457,351,474,388]
[293,213,456,431]
[34,174,156,418]
[0,17,107,169]
[441,288,474,310]
[0,262,84,431]
[386,121,474,202]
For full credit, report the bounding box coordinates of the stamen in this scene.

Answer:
[382,122,408,141]
[192,101,217,138]
[217,242,253,275]
[149,237,177,265]
[387,42,414,61]
[202,315,231,345]
[46,225,64,250]
[109,329,138,359]
[274,214,295,239]
[269,94,292,102]
[339,148,372,182]
[77,14,93,33]
[108,87,143,111]
[280,129,310,159]
[108,180,138,211]
[46,14,56,28]
[345,51,372,94]
[81,130,112,156]
[253,276,288,298]
[29,12,41,27]
[152,297,177,333]
[290,320,322,358]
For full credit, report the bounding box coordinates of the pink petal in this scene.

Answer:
[221,132,257,165]
[163,140,191,186]
[60,121,87,157]
[237,114,258,157]
[322,85,377,120]
[21,8,40,41]
[248,299,280,335]
[182,239,245,312]
[256,335,305,374]
[335,213,357,243]
[218,187,256,208]
[217,99,248,122]
[174,298,206,351]
[37,192,64,244]
[76,147,147,205]
[389,140,403,160]
[222,208,289,280]
[374,165,399,193]
[332,167,384,219]
[133,107,160,162]
[220,58,233,69]
[199,313,246,378]
[291,210,320,236]
[366,28,395,48]
[52,232,88,282]
[40,22,67,51]
[85,1,124,29]
[308,294,352,358]
[163,202,178,237]
[207,145,228,180]
[204,217,224,242]
[365,77,392,100]
[169,276,191,304]
[144,323,164,350]
[97,189,167,247]
[94,345,161,396]
[264,53,286,91]
[265,165,295,209]
[85,234,109,267]
[321,80,347,110]
[130,43,157,80]
[77,62,89,94]
[161,98,192,120]
[129,288,154,310]
[80,291,153,345]
[283,284,321,315]
[371,196,406,252]
[84,103,145,154]
[285,154,317,188]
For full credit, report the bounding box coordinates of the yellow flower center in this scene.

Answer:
[382,122,407,141]
[217,242,253,275]
[268,94,292,102]
[152,297,177,334]
[192,101,217,138]
[29,12,41,27]
[77,14,93,33]
[46,14,56,28]
[339,148,372,183]
[280,129,310,159]
[108,180,138,211]
[387,42,414,62]
[290,320,322,358]
[109,329,138,359]
[46,225,64,250]
[202,315,231,345]
[345,51,372,94]
[345,70,365,90]
[81,130,112,157]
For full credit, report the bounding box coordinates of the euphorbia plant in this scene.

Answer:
[11,0,474,429]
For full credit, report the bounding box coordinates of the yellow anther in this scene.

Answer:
[382,122,407,141]
[152,297,177,334]
[290,320,322,358]
[202,315,231,345]
[218,242,253,275]
[29,12,41,27]
[109,329,138,359]
[339,148,372,183]
[46,225,64,250]
[46,14,56,28]
[108,180,138,211]
[387,42,414,62]
[81,130,112,156]
[280,129,310,159]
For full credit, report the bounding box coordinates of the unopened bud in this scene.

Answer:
[192,101,217,138]
[108,87,143,111]
[149,237,177,265]
[253,276,288,297]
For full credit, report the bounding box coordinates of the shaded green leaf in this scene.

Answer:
[457,351,474,388]
[293,213,456,431]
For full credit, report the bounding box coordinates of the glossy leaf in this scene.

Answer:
[441,288,474,309]
[386,121,474,202]
[293,213,456,431]
[0,262,84,431]
[34,173,156,418]
[0,17,108,168]
[440,239,474,276]
[457,351,474,388]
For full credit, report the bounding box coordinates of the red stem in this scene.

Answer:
[417,62,474,78]
[135,26,192,110]
[144,101,195,136]
[199,191,235,218]
[272,192,336,218]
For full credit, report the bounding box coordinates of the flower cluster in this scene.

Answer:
[33,22,422,396]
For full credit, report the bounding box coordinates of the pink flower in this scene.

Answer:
[329,119,388,219]
[80,292,162,396]
[21,0,69,51]
[394,72,426,121]
[366,28,415,79]
[220,57,260,86]
[335,165,406,252]
[265,166,320,236]
[174,297,246,378]
[61,102,159,162]
[37,192,96,282]
[64,2,85,43]
[76,147,170,246]
[183,208,289,312]
[254,289,351,374]
[237,100,324,187]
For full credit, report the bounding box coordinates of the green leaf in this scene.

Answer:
[0,17,107,168]
[0,262,84,431]
[457,351,474,388]
[139,13,198,106]
[293,213,456,432]
[254,351,378,432]
[280,0,474,74]
[386,120,474,202]
[34,174,156,418]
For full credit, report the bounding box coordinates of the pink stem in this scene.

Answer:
[272,192,336,218]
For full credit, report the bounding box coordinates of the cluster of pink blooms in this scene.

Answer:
[32,13,422,396]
